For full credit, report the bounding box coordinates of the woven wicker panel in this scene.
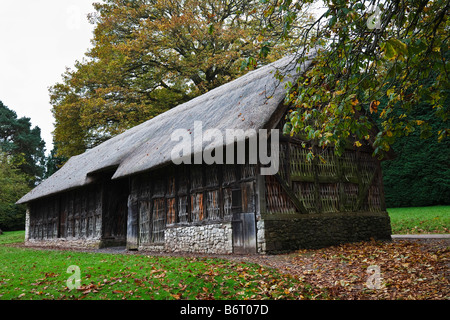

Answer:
[223,187,233,218]
[368,184,382,211]
[289,144,314,181]
[178,195,189,223]
[320,183,339,213]
[341,151,358,183]
[265,175,296,214]
[206,190,221,220]
[167,197,176,225]
[151,198,165,243]
[343,183,359,211]
[139,200,151,245]
[293,181,316,213]
[190,192,204,222]
[316,148,338,179]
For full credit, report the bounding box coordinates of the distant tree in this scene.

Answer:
[0,150,30,231]
[381,98,450,207]
[0,101,46,185]
[50,0,296,159]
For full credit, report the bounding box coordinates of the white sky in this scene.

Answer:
[0,1,96,154]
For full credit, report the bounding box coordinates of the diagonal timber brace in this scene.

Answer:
[273,173,308,214]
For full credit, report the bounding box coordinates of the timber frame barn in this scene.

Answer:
[17,55,392,254]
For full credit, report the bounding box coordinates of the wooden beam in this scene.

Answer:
[335,154,345,212]
[273,173,308,214]
[312,146,321,213]
[355,166,379,211]
[255,167,267,215]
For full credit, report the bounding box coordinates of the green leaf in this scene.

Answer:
[282,122,292,135]
[208,24,214,35]
[329,15,337,27]
[388,38,408,56]
[383,41,396,60]
[259,42,271,58]
[383,38,408,60]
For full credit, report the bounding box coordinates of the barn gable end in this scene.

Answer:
[255,110,391,253]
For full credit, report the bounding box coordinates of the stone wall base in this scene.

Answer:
[261,212,392,254]
[164,223,233,254]
[24,237,126,250]
[138,243,165,251]
[25,238,103,249]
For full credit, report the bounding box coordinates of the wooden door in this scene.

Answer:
[127,196,139,250]
[231,182,256,254]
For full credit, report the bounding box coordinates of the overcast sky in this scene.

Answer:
[0,1,96,154]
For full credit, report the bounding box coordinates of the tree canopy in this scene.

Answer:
[0,100,46,185]
[50,0,295,159]
[259,0,448,158]
[381,97,450,207]
[0,150,31,230]
[0,101,46,230]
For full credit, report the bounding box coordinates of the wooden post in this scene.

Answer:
[25,207,30,241]
[126,193,139,250]
[356,167,379,211]
[312,146,321,213]
[336,154,345,212]
[255,165,267,216]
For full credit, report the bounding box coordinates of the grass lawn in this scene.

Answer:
[387,205,450,234]
[0,231,325,300]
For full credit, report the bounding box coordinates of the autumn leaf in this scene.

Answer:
[351,98,359,106]
[171,293,182,300]
[370,100,380,114]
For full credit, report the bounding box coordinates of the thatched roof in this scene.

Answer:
[17,54,315,204]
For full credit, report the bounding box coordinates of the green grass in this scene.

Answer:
[387,205,450,234]
[0,230,26,244]
[0,231,324,300]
